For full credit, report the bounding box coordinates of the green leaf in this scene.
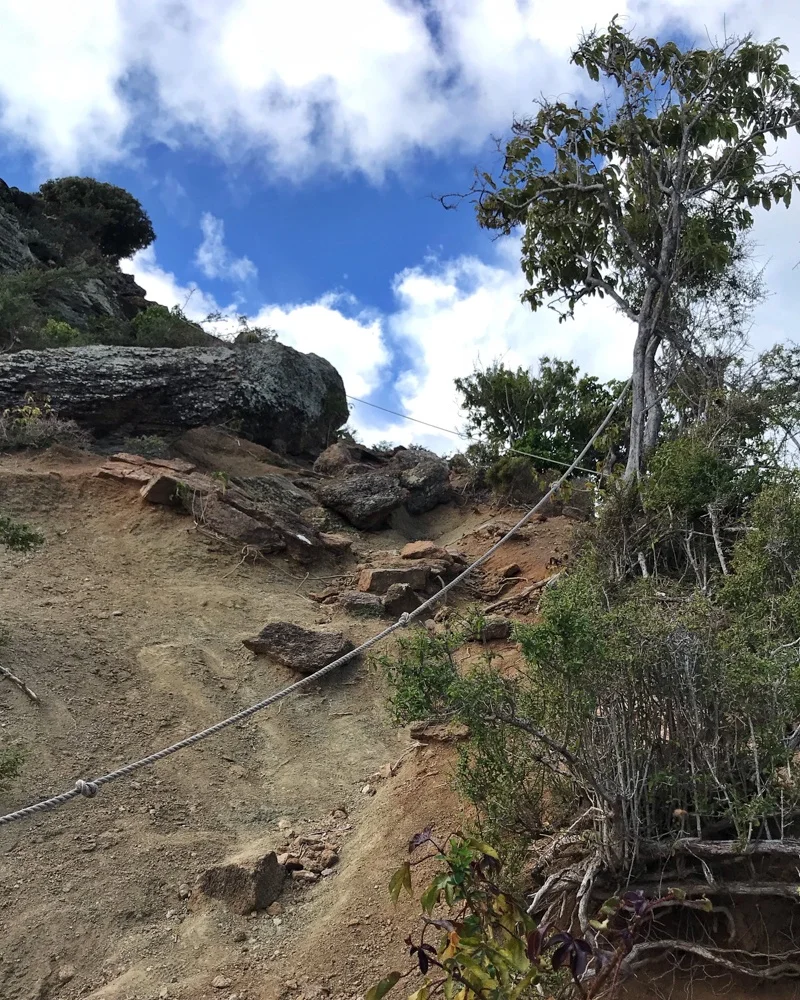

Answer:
[669,887,687,901]
[421,882,440,915]
[366,972,403,1000]
[408,988,430,1000]
[600,896,621,916]
[389,862,412,903]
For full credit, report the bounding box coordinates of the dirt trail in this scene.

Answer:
[0,447,572,1000]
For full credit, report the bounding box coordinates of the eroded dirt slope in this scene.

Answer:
[0,446,573,1000]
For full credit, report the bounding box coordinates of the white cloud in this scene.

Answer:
[121,246,222,321]
[124,237,633,454]
[1,0,772,180]
[124,248,391,399]
[194,212,257,284]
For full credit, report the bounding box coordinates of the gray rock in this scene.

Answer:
[200,850,285,915]
[317,471,408,529]
[0,341,348,454]
[338,591,385,617]
[400,459,452,514]
[230,474,317,515]
[0,206,37,272]
[358,566,429,594]
[382,583,422,617]
[242,622,354,674]
[313,440,383,476]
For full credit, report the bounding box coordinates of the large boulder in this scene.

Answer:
[0,341,348,454]
[400,458,452,514]
[317,471,409,529]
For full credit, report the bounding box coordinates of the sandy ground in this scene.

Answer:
[0,446,573,1000]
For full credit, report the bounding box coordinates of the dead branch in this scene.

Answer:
[0,665,39,704]
[640,837,800,860]
[621,940,800,979]
[483,572,561,613]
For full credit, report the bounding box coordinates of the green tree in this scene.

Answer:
[469,21,800,478]
[39,177,155,260]
[455,356,625,472]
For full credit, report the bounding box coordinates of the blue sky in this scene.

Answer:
[1,0,799,452]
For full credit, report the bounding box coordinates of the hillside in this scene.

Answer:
[0,436,575,1000]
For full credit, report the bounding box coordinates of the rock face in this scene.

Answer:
[243,623,354,674]
[0,341,348,454]
[200,850,285,915]
[0,179,156,331]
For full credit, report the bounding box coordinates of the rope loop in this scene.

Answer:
[75,779,99,798]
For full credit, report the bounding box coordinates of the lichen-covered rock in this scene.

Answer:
[242,622,354,674]
[0,341,348,454]
[400,459,452,514]
[317,472,408,529]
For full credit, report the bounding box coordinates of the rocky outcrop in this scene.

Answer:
[0,178,156,331]
[317,471,409,530]
[312,444,453,529]
[0,341,348,454]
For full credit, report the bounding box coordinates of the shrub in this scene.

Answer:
[121,434,170,459]
[383,492,800,875]
[0,745,24,793]
[0,393,88,451]
[131,305,210,348]
[39,318,83,347]
[38,177,155,260]
[0,515,44,552]
[374,833,670,1000]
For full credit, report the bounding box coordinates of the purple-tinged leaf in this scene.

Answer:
[408,826,434,853]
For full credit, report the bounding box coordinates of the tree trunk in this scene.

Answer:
[625,325,650,479]
[642,333,663,457]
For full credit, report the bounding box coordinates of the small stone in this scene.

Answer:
[243,623,354,675]
[319,532,353,554]
[361,784,376,796]
[199,850,285,915]
[500,563,522,578]
[178,883,191,900]
[410,721,470,743]
[292,870,319,884]
[266,902,284,916]
[308,587,339,603]
[382,583,422,617]
[212,975,232,989]
[277,818,294,831]
[232,929,247,942]
[400,540,443,560]
[57,965,76,984]
[338,590,384,617]
[478,616,513,642]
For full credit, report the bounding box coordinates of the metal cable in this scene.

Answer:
[345,395,602,476]
[0,379,630,828]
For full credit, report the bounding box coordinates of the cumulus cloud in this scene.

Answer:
[194,212,258,284]
[123,238,634,453]
[0,0,763,180]
[121,246,223,321]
